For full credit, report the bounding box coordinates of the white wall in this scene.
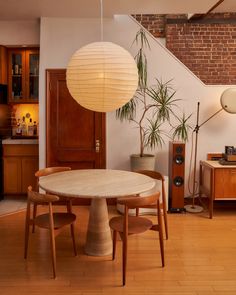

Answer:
[39,15,236,196]
[0,20,40,45]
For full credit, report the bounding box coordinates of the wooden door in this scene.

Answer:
[46,69,106,170]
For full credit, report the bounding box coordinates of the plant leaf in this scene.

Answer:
[116,99,137,122]
[144,118,165,150]
[172,113,192,142]
[146,79,180,122]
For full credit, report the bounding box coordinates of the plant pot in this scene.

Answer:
[130,154,155,172]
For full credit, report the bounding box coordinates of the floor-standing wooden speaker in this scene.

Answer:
[169,141,185,212]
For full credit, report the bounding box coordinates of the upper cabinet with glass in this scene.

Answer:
[8,48,39,103]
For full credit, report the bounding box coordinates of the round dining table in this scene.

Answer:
[39,169,155,256]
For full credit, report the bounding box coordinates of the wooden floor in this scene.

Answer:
[1,204,236,295]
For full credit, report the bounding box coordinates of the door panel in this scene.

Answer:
[57,80,94,149]
[46,69,106,170]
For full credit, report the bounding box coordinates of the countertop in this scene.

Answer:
[2,138,39,145]
[200,160,236,168]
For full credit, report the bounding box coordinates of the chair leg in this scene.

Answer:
[49,229,57,279]
[24,203,31,259]
[161,181,169,240]
[49,205,57,279]
[112,230,117,260]
[157,200,165,267]
[70,223,77,256]
[67,200,72,213]
[32,203,37,233]
[163,209,168,240]
[122,233,127,286]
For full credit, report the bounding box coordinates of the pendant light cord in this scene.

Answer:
[100,0,103,41]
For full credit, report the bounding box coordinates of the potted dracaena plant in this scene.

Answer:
[116,28,192,171]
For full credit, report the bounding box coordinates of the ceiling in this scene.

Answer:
[0,0,235,21]
[213,0,236,12]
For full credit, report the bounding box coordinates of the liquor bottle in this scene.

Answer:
[21,116,27,136]
[16,119,22,135]
[28,118,34,136]
[33,121,37,136]
[14,64,19,75]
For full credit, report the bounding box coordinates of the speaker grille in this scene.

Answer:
[174,155,184,165]
[175,146,183,154]
[173,176,184,187]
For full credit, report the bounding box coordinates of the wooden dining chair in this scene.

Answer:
[32,166,72,233]
[109,192,164,286]
[136,170,168,240]
[24,186,77,279]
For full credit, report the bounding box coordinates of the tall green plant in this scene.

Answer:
[116,29,192,157]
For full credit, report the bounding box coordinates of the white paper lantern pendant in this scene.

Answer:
[66,41,138,112]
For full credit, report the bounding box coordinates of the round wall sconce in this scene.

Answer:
[220,88,236,114]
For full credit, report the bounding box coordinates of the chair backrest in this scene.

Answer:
[135,170,164,181]
[35,166,71,178]
[117,192,160,209]
[27,186,59,203]
[136,169,166,202]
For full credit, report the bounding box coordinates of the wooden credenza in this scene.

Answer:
[199,160,236,218]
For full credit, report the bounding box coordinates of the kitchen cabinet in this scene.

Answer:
[3,143,39,194]
[8,48,39,103]
[0,46,7,84]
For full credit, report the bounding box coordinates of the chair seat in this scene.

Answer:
[35,213,76,229]
[109,216,153,235]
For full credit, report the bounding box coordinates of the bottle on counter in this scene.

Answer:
[21,116,27,136]
[16,119,22,135]
[11,117,17,136]
[33,121,37,136]
[28,118,34,136]
[14,64,19,75]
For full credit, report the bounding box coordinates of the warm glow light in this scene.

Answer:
[66,42,138,112]
[220,88,236,114]
[12,104,39,123]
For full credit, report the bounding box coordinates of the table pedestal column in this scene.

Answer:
[85,198,112,256]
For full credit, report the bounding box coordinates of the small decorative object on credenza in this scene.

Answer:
[219,146,236,165]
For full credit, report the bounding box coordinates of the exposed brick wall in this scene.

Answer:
[132,14,166,38]
[166,22,236,85]
[133,14,236,85]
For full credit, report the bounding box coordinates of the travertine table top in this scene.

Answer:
[39,169,155,198]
